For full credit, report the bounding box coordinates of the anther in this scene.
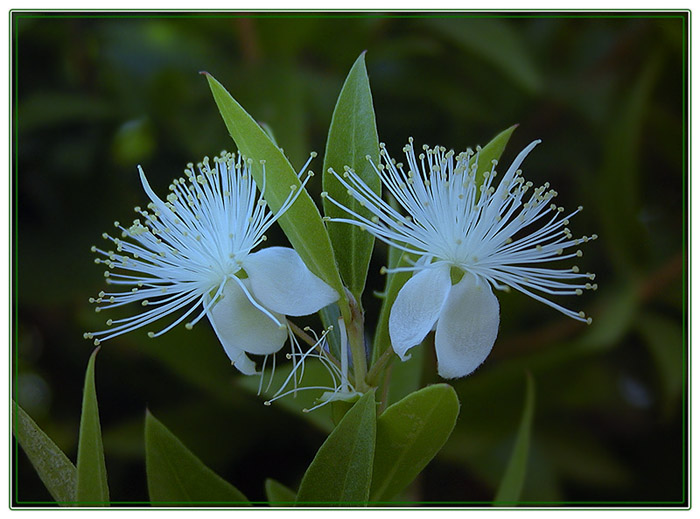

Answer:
[185,323,193,330]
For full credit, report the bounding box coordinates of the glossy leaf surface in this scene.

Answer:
[205,73,345,300]
[13,402,77,505]
[145,410,250,505]
[370,384,459,502]
[322,52,380,302]
[75,347,109,505]
[296,390,377,505]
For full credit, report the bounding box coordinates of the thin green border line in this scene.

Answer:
[10,13,689,20]
[10,10,690,509]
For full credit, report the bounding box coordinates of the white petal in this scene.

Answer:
[389,264,451,360]
[243,247,339,316]
[206,279,288,371]
[434,273,500,379]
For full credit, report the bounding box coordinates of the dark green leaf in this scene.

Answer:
[296,390,377,505]
[385,342,425,406]
[265,478,297,506]
[370,384,459,502]
[494,373,536,506]
[145,410,250,505]
[76,347,109,506]
[322,52,380,302]
[204,72,345,300]
[13,402,77,505]
[470,125,518,185]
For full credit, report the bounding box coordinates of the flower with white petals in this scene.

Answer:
[324,138,597,379]
[86,151,338,374]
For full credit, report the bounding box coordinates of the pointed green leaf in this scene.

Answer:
[13,402,76,505]
[265,478,297,506]
[471,124,518,180]
[76,347,109,505]
[204,73,345,300]
[322,52,380,302]
[296,390,377,505]
[145,410,250,505]
[370,384,459,502]
[494,373,536,506]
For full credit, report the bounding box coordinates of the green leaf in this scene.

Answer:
[145,410,250,505]
[370,384,459,502]
[265,478,297,506]
[76,347,109,505]
[204,72,345,300]
[494,373,536,506]
[296,390,377,505]
[13,402,77,505]
[385,342,425,406]
[322,52,380,303]
[471,125,519,182]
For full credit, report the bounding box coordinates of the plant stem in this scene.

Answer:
[365,345,396,387]
[341,289,369,392]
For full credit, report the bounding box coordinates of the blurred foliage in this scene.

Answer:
[13,12,687,505]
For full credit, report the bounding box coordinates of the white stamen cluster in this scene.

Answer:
[324,138,597,323]
[85,151,314,345]
[262,322,358,413]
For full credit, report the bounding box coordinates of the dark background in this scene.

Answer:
[13,12,687,505]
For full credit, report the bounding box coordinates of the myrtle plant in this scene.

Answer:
[14,52,595,507]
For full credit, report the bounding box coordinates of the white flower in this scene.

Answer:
[324,138,597,379]
[86,151,338,374]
